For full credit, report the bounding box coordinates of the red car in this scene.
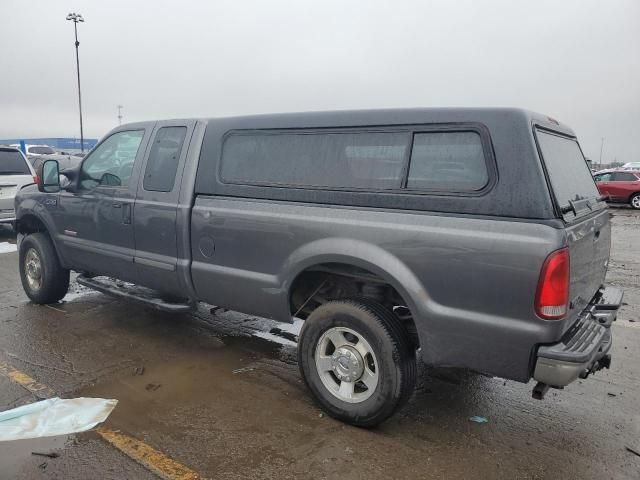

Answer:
[593,170,640,209]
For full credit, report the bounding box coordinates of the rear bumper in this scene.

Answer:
[533,286,623,388]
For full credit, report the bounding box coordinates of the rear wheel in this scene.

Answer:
[298,298,416,427]
[19,233,70,304]
[630,193,640,210]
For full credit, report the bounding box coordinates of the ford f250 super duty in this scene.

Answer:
[15,108,623,426]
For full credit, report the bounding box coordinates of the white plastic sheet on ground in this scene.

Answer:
[0,397,117,441]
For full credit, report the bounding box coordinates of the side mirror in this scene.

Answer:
[100,172,121,186]
[37,160,61,193]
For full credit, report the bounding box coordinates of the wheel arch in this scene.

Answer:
[282,238,430,346]
[15,211,67,267]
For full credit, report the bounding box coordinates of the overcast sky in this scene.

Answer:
[1,0,638,163]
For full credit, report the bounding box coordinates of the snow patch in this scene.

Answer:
[249,318,302,347]
[63,286,98,302]
[252,331,298,347]
[0,242,17,254]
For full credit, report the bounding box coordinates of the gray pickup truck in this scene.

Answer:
[15,108,623,426]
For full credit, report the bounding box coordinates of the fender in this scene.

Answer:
[279,237,431,326]
[15,193,68,268]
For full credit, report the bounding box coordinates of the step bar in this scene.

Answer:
[76,275,195,313]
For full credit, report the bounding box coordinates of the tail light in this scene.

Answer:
[535,248,570,320]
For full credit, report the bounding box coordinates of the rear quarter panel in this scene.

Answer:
[191,197,567,381]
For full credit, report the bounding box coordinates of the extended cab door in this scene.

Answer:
[55,128,150,281]
[132,121,195,294]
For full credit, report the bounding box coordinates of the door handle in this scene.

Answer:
[123,203,132,224]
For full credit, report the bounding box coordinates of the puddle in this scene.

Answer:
[79,342,312,445]
[0,435,70,478]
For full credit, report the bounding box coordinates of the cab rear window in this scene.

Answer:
[535,130,600,214]
[0,149,31,175]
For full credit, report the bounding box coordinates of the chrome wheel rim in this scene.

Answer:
[24,248,42,291]
[632,196,640,209]
[315,327,379,403]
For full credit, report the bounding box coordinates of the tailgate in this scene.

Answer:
[0,183,18,211]
[564,209,610,322]
[534,128,610,325]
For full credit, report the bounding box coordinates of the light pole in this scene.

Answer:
[66,12,85,152]
[117,105,123,126]
[599,137,604,168]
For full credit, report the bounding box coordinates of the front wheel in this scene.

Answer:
[298,299,416,427]
[19,232,70,304]
[630,193,640,210]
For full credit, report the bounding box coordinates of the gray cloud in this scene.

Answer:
[1,0,638,163]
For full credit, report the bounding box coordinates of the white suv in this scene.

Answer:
[0,146,36,228]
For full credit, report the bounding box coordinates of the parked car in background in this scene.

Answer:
[30,153,82,173]
[594,170,640,209]
[26,145,56,156]
[10,144,58,165]
[621,162,640,170]
[0,146,36,228]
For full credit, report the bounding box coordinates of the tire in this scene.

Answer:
[630,193,640,210]
[298,298,417,427]
[19,232,70,304]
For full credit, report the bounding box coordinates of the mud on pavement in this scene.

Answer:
[1,209,639,480]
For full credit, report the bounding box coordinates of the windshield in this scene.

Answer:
[0,149,31,175]
[536,130,600,212]
[29,146,55,155]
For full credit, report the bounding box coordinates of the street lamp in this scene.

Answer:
[117,105,123,126]
[66,12,85,152]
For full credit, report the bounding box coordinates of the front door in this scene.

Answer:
[55,128,150,281]
[132,121,194,293]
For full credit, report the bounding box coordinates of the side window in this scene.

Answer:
[143,127,187,192]
[407,131,488,191]
[80,130,144,190]
[221,131,409,190]
[596,173,612,182]
[612,172,636,182]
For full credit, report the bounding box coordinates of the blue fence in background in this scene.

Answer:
[0,137,98,151]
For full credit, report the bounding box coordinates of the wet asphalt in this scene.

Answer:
[0,208,639,480]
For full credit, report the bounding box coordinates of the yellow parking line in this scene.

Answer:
[0,361,56,399]
[97,427,200,480]
[1,361,200,480]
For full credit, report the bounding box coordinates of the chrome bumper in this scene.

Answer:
[532,286,622,398]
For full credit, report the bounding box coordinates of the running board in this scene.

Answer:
[76,275,195,313]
